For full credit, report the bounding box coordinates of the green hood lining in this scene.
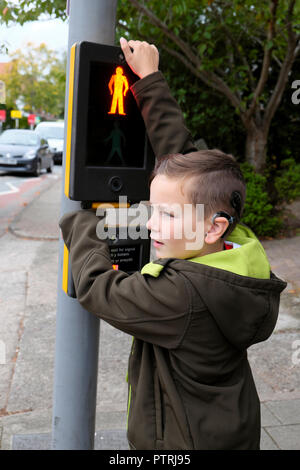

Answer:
[141,224,270,280]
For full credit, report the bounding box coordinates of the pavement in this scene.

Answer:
[0,172,299,450]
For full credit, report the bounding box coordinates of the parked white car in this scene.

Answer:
[35,121,64,164]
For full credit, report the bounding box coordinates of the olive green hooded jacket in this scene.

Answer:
[59,71,287,450]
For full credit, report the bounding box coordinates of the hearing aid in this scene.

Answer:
[211,211,235,239]
[211,191,242,239]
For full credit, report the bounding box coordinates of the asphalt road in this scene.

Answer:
[0,166,62,238]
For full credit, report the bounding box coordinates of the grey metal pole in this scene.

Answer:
[51,0,118,450]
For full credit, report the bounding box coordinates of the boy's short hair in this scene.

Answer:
[150,149,246,236]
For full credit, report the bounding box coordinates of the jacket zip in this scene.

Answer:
[126,337,135,429]
[126,384,132,430]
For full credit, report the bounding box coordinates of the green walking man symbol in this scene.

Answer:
[104,121,126,166]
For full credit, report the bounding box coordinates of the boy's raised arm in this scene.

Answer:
[59,209,189,349]
[120,38,197,158]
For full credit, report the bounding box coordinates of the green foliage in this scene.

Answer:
[1,1,299,168]
[274,158,300,203]
[0,43,66,120]
[117,0,300,171]
[159,49,246,157]
[240,162,281,237]
[0,0,67,24]
[117,0,300,109]
[268,55,300,165]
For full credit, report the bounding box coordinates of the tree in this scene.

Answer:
[158,48,246,160]
[1,0,299,173]
[117,0,300,172]
[0,0,67,24]
[0,43,66,118]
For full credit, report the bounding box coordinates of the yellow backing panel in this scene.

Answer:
[91,202,130,209]
[62,243,69,294]
[64,44,76,198]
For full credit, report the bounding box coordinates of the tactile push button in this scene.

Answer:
[109,176,123,192]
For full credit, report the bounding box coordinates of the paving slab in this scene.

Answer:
[248,332,300,401]
[261,236,300,291]
[0,269,27,411]
[11,425,295,450]
[264,424,300,450]
[275,293,300,331]
[264,399,300,425]
[6,304,56,414]
[260,428,280,450]
[12,432,51,450]
[10,176,61,241]
[11,429,129,450]
[0,408,128,450]
[97,321,131,412]
[0,409,52,450]
[261,403,282,427]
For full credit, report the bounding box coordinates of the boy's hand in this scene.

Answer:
[120,37,159,79]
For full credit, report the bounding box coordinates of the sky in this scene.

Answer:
[0,16,69,62]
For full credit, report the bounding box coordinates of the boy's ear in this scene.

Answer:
[212,211,235,239]
[205,213,232,243]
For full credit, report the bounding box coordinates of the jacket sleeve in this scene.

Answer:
[131,71,197,158]
[59,209,190,349]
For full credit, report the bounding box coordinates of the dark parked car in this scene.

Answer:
[0,129,54,176]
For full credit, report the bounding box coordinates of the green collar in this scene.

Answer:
[188,224,270,278]
[141,262,164,277]
[141,224,270,279]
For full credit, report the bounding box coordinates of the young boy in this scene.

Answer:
[59,39,287,450]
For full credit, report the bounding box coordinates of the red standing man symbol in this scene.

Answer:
[108,66,129,115]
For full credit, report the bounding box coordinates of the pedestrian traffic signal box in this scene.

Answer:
[63,42,155,297]
[65,41,155,203]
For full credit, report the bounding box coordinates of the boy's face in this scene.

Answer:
[146,174,207,259]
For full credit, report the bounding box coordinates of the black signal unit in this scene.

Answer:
[65,41,155,203]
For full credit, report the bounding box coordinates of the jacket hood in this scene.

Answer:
[142,224,287,350]
[189,223,271,279]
